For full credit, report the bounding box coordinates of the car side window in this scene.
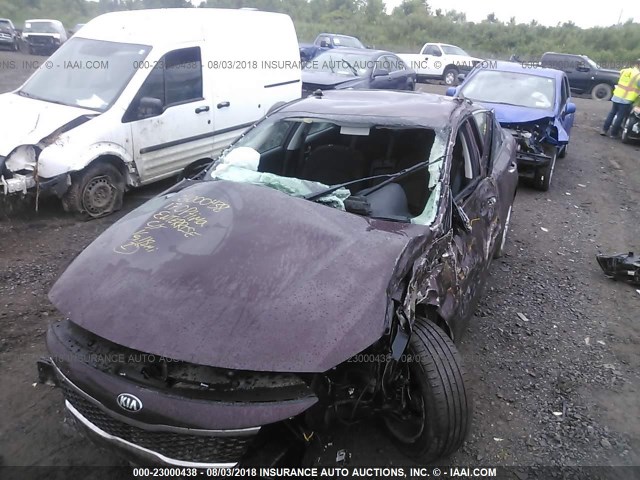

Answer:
[490,117,504,162]
[423,45,441,56]
[471,111,492,172]
[124,47,203,122]
[450,120,481,198]
[165,47,203,106]
[562,77,570,104]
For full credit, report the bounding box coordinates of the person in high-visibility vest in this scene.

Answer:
[601,59,640,137]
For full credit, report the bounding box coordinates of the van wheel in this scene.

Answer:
[591,83,612,101]
[62,162,125,218]
[383,318,471,462]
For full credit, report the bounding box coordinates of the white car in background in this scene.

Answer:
[398,43,483,85]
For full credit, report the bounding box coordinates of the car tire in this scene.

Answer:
[533,147,557,191]
[591,83,612,101]
[493,203,512,259]
[383,318,471,462]
[62,161,125,218]
[621,119,635,144]
[13,41,18,52]
[443,67,459,86]
[408,79,416,91]
[558,143,568,158]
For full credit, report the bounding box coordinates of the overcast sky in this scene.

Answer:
[383,0,633,28]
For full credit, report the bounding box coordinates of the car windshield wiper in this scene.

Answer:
[340,59,359,76]
[304,155,445,202]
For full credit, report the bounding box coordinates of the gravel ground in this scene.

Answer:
[0,49,638,478]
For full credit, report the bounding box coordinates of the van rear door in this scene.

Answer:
[125,46,214,183]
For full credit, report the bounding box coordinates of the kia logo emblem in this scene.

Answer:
[117,393,143,412]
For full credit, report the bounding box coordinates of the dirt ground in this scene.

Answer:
[0,49,639,476]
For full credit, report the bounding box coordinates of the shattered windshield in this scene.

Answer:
[206,117,446,224]
[18,38,151,111]
[460,70,556,109]
[305,51,372,76]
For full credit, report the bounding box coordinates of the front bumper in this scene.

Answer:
[0,36,15,45]
[44,361,254,467]
[1,172,68,196]
[41,320,318,466]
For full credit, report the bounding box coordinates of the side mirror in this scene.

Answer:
[373,68,389,78]
[457,73,466,83]
[139,96,163,115]
[433,50,442,57]
[565,102,576,114]
[452,197,472,233]
[319,40,329,48]
[446,87,456,96]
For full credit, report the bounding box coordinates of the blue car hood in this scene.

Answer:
[479,102,570,143]
[302,71,363,88]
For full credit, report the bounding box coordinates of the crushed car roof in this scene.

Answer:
[275,90,470,129]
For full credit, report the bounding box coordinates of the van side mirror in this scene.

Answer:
[446,87,456,96]
[565,102,576,114]
[139,96,163,115]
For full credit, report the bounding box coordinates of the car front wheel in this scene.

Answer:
[383,318,471,462]
[62,161,125,218]
[533,147,557,191]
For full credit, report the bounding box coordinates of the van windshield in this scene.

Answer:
[18,37,151,112]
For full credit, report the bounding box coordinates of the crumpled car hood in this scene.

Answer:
[49,180,422,373]
[0,93,95,157]
[484,102,569,143]
[479,102,556,124]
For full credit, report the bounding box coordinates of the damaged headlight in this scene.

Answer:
[5,145,37,173]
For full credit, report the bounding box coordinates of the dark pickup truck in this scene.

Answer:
[299,33,367,62]
[540,52,620,101]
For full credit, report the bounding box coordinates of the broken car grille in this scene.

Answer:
[61,381,254,464]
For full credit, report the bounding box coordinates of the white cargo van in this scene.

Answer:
[0,8,301,216]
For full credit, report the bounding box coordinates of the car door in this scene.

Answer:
[448,117,501,324]
[420,44,443,77]
[376,55,406,90]
[125,46,214,183]
[560,75,575,134]
[473,110,518,248]
[564,55,591,93]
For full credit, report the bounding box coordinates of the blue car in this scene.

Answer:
[302,48,416,96]
[446,61,576,191]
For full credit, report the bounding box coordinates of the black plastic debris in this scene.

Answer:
[596,252,640,285]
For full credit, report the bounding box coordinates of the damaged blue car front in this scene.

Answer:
[447,61,576,191]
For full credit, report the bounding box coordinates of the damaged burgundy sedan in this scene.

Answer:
[39,90,518,467]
